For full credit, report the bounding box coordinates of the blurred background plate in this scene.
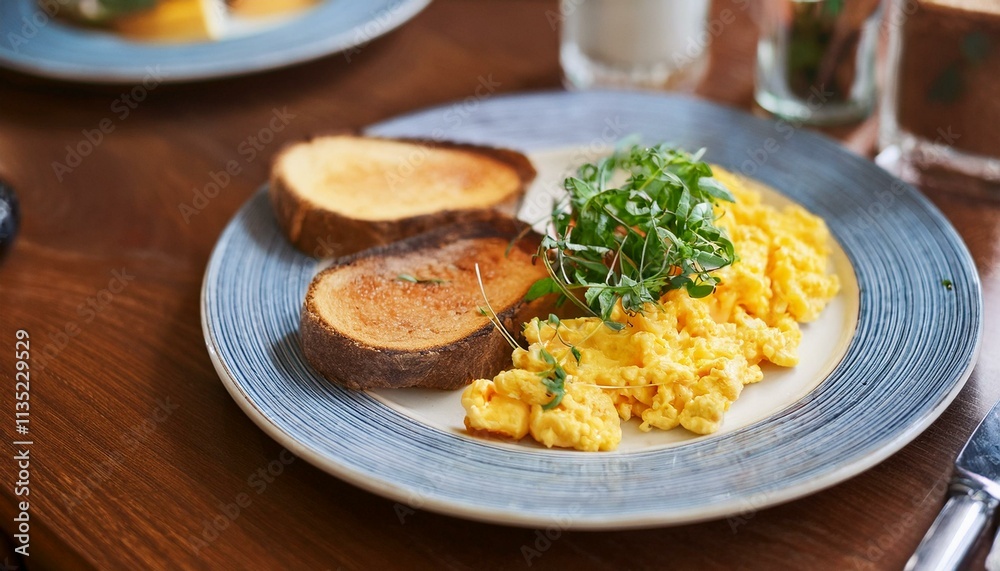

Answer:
[0,0,431,83]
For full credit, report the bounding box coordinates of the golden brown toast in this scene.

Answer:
[300,216,549,390]
[270,135,536,257]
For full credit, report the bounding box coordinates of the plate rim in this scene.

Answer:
[203,316,979,529]
[201,90,984,529]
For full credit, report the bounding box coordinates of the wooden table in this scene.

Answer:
[1,1,998,569]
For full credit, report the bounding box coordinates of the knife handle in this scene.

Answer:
[906,489,996,571]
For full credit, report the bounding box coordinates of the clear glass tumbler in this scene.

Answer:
[876,0,1000,198]
[560,0,711,91]
[755,0,883,125]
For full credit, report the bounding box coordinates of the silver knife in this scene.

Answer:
[907,400,1000,570]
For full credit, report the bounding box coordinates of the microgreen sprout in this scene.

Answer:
[474,263,518,350]
[537,348,567,410]
[527,143,737,323]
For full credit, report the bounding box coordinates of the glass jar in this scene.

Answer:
[560,0,711,91]
[877,0,1000,198]
[755,0,883,125]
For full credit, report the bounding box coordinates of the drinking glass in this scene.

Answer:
[560,0,711,91]
[755,0,883,125]
[876,0,1000,198]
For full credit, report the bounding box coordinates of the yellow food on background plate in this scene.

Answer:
[229,0,318,17]
[49,0,319,42]
[462,167,840,452]
[112,0,225,42]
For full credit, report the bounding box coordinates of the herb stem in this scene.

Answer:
[526,144,737,319]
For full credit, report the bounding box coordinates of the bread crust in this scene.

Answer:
[270,135,537,258]
[300,216,550,390]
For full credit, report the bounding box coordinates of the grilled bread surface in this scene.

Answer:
[270,135,536,257]
[301,216,548,390]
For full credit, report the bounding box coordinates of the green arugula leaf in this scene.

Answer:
[531,143,737,321]
[537,348,567,410]
[603,320,625,331]
[525,277,560,301]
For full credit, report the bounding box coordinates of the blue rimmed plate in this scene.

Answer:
[0,0,430,83]
[201,91,982,528]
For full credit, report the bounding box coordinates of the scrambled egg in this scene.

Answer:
[462,169,840,451]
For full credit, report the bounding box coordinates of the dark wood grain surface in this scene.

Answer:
[0,1,998,569]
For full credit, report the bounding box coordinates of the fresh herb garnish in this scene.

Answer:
[537,348,567,410]
[528,144,737,322]
[570,346,582,364]
[397,273,447,284]
[474,264,519,352]
[942,279,954,291]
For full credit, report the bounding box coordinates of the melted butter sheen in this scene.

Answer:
[461,169,841,451]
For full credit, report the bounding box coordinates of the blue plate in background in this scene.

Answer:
[0,0,430,83]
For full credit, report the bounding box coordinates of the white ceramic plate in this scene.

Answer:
[202,91,982,528]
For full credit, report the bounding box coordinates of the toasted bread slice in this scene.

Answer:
[300,216,548,390]
[270,135,536,257]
